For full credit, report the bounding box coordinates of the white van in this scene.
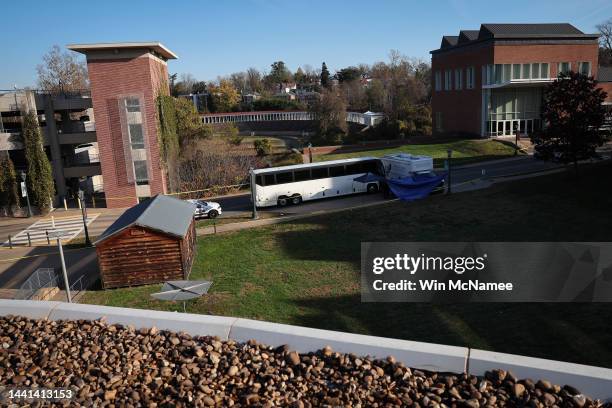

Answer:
[380,153,434,180]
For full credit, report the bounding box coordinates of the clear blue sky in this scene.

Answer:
[2,0,611,89]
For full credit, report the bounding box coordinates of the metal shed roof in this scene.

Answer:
[95,195,195,244]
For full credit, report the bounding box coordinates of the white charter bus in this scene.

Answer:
[252,157,382,207]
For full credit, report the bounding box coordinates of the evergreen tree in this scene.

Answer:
[22,111,54,213]
[0,153,20,215]
[320,62,331,88]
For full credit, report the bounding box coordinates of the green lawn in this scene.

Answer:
[315,139,521,167]
[195,211,277,228]
[82,162,612,368]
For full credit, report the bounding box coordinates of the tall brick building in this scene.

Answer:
[68,42,177,208]
[430,23,611,137]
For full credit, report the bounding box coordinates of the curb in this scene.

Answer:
[0,300,610,399]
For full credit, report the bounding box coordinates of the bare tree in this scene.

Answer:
[36,45,88,94]
[597,18,612,66]
[246,68,262,92]
[178,138,261,196]
[597,19,612,52]
[230,72,249,93]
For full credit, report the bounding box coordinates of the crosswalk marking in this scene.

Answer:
[4,214,99,246]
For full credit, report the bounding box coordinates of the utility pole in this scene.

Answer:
[249,168,258,220]
[78,189,91,246]
[49,230,71,303]
[446,149,452,195]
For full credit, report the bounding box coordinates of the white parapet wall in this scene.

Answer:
[0,299,610,400]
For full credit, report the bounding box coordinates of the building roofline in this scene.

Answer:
[430,34,599,55]
[67,42,178,60]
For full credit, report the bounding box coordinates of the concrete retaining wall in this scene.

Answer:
[0,299,610,400]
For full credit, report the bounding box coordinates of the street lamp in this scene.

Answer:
[48,229,71,303]
[19,170,33,218]
[78,189,91,246]
[446,149,453,195]
[249,168,258,220]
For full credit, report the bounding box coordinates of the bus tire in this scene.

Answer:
[367,183,379,193]
[291,195,302,205]
[278,197,288,207]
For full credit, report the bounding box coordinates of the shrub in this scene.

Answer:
[228,136,244,146]
[254,139,272,157]
[0,154,20,216]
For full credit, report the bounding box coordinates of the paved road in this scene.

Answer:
[211,156,566,215]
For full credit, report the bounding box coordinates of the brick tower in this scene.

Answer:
[68,42,178,208]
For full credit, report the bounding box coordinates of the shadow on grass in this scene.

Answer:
[270,162,612,367]
[289,293,612,368]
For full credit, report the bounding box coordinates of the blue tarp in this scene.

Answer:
[354,172,446,202]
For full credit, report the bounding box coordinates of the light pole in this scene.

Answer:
[49,229,71,303]
[20,171,33,218]
[78,190,91,246]
[446,149,452,195]
[249,168,258,220]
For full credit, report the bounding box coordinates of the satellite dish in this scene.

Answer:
[150,280,212,312]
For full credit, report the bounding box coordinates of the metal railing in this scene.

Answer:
[69,274,91,298]
[13,268,59,300]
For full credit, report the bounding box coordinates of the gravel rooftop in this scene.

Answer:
[0,316,609,407]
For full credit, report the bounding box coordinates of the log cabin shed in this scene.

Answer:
[94,195,197,289]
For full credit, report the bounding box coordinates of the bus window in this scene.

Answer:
[346,163,361,175]
[294,169,311,181]
[256,175,264,186]
[264,174,276,185]
[311,167,328,179]
[329,165,346,177]
[361,161,381,175]
[276,172,293,184]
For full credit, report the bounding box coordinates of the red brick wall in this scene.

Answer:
[493,43,599,77]
[87,54,169,208]
[431,43,493,136]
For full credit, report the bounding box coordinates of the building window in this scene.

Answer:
[466,67,475,89]
[512,64,521,80]
[579,62,591,76]
[435,112,442,132]
[494,64,503,84]
[454,69,463,90]
[503,64,511,82]
[522,64,531,79]
[558,62,571,76]
[541,63,549,78]
[128,124,145,149]
[444,70,452,91]
[435,71,442,91]
[484,65,494,85]
[133,160,149,184]
[531,63,540,79]
[125,98,141,113]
